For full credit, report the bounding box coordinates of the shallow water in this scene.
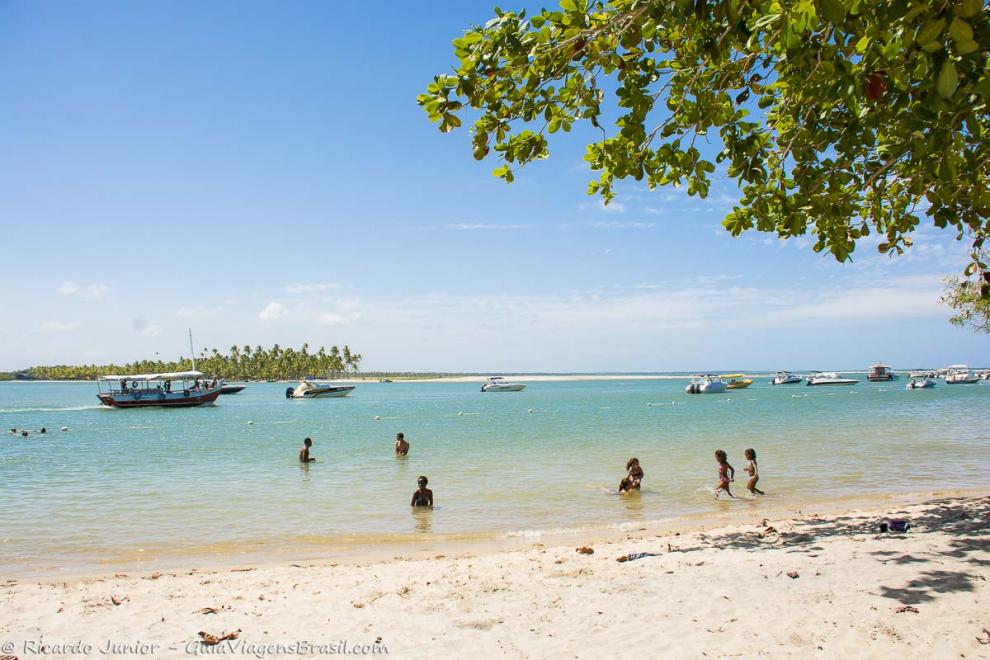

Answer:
[1,378,988,574]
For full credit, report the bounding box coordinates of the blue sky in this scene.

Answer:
[1,1,987,372]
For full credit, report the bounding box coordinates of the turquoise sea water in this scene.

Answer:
[1,378,988,575]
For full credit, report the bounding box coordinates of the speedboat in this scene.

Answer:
[944,365,980,384]
[481,376,526,392]
[218,381,246,395]
[685,374,727,394]
[770,371,803,385]
[867,363,898,381]
[906,378,936,390]
[721,374,753,389]
[909,370,937,379]
[286,379,356,398]
[805,371,858,386]
[97,371,222,408]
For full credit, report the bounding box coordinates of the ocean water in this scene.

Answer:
[1,378,988,575]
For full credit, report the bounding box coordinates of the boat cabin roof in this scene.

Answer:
[101,370,204,382]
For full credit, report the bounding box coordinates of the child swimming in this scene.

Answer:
[743,448,765,495]
[714,449,735,499]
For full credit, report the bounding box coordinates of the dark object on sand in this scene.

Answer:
[786,571,800,579]
[895,605,919,614]
[576,546,594,555]
[617,552,659,563]
[879,518,910,534]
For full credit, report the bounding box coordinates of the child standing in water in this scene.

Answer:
[714,449,735,499]
[621,457,645,491]
[410,475,433,507]
[743,448,765,495]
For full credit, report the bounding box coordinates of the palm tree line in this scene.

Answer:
[24,343,362,381]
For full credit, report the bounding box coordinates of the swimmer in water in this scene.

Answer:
[299,437,315,463]
[410,475,433,507]
[394,432,409,456]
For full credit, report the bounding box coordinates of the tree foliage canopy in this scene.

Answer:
[942,250,990,331]
[24,343,363,381]
[420,0,990,280]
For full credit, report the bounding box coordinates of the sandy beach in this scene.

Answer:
[2,491,987,659]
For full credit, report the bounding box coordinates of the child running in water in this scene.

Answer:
[714,449,735,499]
[743,448,765,496]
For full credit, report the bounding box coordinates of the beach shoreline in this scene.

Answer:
[2,490,987,658]
[7,487,987,581]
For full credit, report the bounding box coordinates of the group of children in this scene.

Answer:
[300,434,764,509]
[618,449,765,499]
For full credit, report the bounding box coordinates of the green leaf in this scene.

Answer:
[948,18,973,44]
[936,60,959,99]
[819,0,846,25]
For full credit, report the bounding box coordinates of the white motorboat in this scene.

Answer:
[770,371,803,385]
[685,374,727,394]
[286,379,356,398]
[906,378,936,390]
[481,376,526,392]
[944,365,980,384]
[909,370,938,379]
[805,371,858,386]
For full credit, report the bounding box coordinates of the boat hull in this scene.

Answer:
[296,386,355,398]
[806,380,858,386]
[97,388,222,408]
[725,381,752,390]
[481,384,526,392]
[219,385,246,395]
[945,378,980,385]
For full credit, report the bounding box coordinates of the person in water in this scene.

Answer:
[299,437,315,463]
[394,432,409,456]
[618,458,644,493]
[410,475,433,507]
[743,448,765,496]
[714,449,735,499]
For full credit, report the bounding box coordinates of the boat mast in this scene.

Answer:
[189,328,196,371]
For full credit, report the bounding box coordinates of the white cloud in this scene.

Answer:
[259,302,287,320]
[443,223,530,231]
[141,324,161,337]
[285,283,340,295]
[587,221,656,229]
[58,281,79,296]
[57,281,108,298]
[41,320,78,333]
[316,298,362,325]
[598,199,625,213]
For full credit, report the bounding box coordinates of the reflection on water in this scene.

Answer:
[0,378,988,572]
[411,507,433,534]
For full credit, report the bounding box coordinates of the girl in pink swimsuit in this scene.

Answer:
[714,449,735,499]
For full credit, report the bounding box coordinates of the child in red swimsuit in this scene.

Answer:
[714,449,735,499]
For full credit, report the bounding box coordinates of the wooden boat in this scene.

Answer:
[97,371,221,408]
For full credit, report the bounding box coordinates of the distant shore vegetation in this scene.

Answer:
[19,344,363,381]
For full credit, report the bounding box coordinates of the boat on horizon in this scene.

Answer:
[286,379,356,398]
[805,371,858,386]
[770,371,803,385]
[97,371,221,408]
[721,374,753,389]
[481,376,526,392]
[867,363,898,382]
[944,365,980,384]
[685,374,727,394]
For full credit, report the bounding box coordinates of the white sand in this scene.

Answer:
[2,492,987,659]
